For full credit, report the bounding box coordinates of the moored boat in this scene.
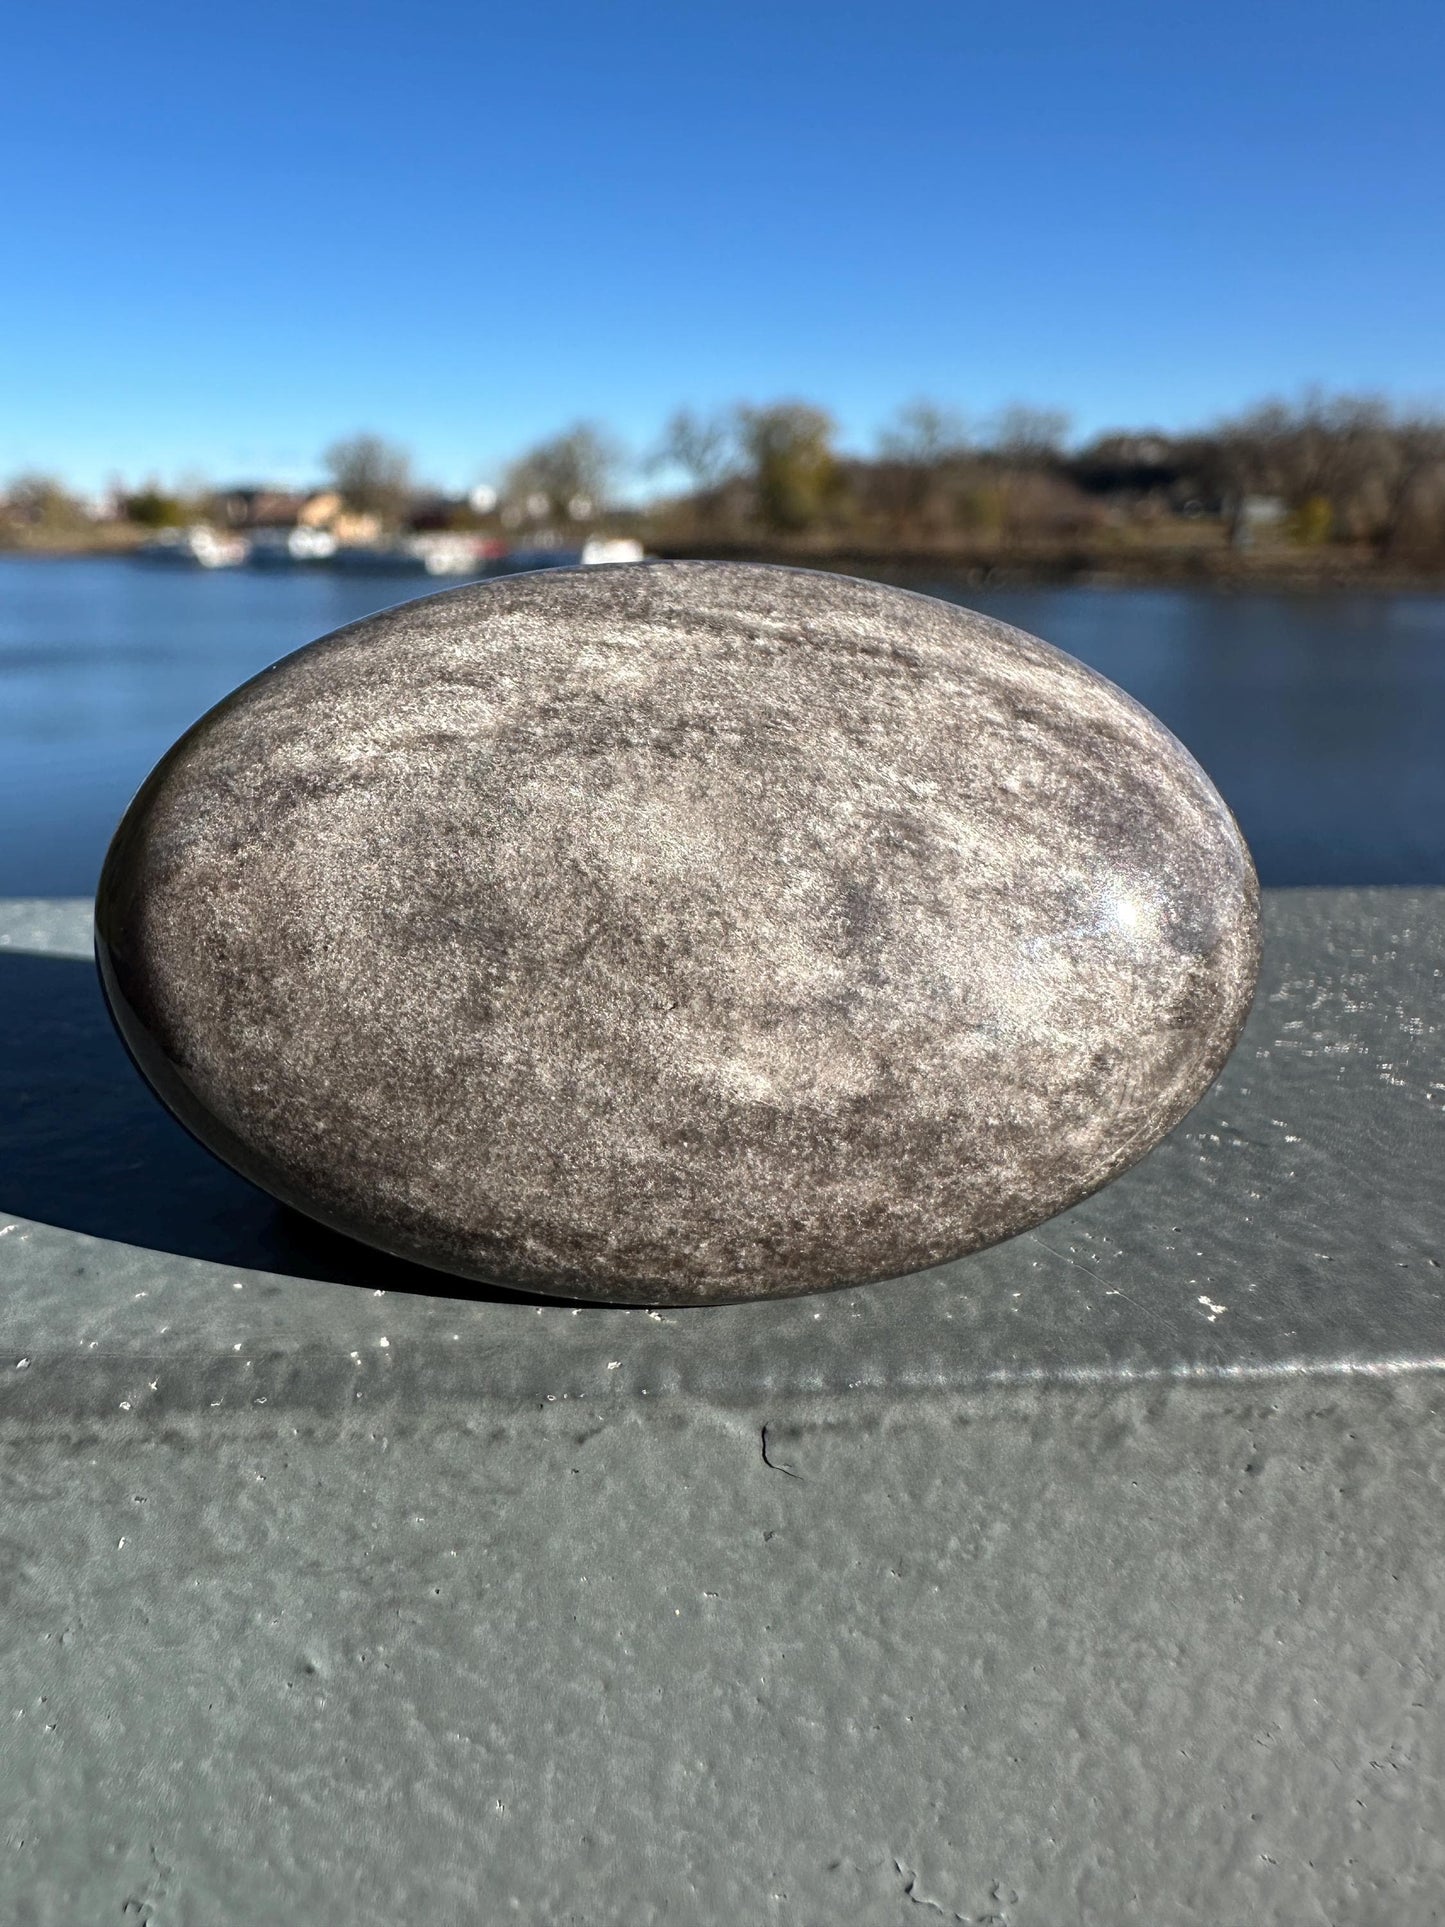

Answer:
[581,537,646,565]
[134,525,249,568]
[497,538,647,575]
[332,534,496,576]
[248,526,338,566]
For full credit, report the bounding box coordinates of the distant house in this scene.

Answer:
[327,508,382,545]
[216,486,311,530]
[215,485,377,544]
[1072,433,1185,499]
[408,489,501,533]
[296,490,343,528]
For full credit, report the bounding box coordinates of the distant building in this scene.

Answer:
[1230,494,1289,550]
[215,485,377,544]
[297,490,343,528]
[327,509,382,545]
[1072,432,1184,498]
[216,486,310,530]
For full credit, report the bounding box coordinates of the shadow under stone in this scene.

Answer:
[0,951,558,1304]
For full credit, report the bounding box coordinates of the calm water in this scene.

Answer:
[3,555,1444,895]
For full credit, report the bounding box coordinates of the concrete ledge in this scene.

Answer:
[1,891,1442,1924]
[1,890,1441,1413]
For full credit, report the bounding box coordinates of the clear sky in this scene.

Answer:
[4,0,1442,492]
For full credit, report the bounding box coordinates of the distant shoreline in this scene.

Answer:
[648,538,1445,595]
[4,532,1445,595]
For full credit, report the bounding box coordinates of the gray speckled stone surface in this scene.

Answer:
[95,562,1259,1303]
[1,892,1442,1924]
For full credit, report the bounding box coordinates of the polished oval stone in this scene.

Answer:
[96,562,1260,1304]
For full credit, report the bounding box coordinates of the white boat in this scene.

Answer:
[248,526,338,566]
[135,525,249,568]
[497,538,647,575]
[409,533,491,575]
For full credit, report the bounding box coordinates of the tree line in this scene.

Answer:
[5,391,1445,562]
[649,394,1445,560]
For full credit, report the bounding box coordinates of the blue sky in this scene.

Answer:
[3,0,1442,492]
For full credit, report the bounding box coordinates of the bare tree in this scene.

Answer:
[504,423,622,524]
[877,399,970,465]
[323,434,414,523]
[983,404,1073,463]
[1374,413,1445,558]
[652,408,737,493]
[1207,390,1445,551]
[870,401,973,539]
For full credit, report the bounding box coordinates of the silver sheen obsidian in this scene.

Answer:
[95,562,1260,1304]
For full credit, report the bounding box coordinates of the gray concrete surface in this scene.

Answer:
[2,890,1443,1923]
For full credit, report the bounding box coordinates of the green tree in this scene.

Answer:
[736,402,840,532]
[122,485,187,529]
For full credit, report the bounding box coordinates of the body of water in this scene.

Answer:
[2,555,1443,895]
